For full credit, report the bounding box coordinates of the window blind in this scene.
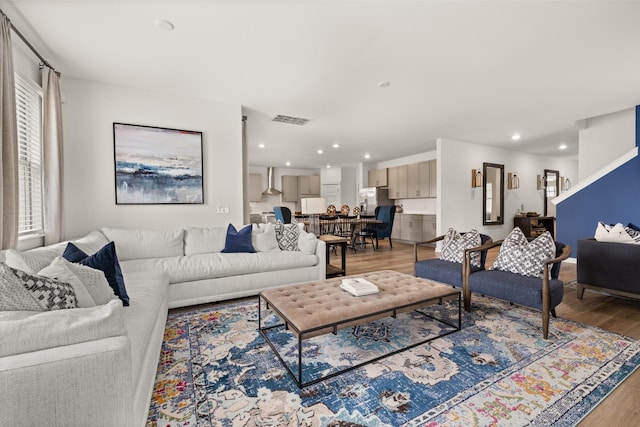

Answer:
[15,74,44,236]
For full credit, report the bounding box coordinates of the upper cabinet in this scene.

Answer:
[388,165,408,199]
[298,175,320,196]
[389,160,437,199]
[281,175,299,202]
[249,173,263,202]
[368,168,388,187]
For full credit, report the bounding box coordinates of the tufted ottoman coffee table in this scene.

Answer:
[258,270,461,387]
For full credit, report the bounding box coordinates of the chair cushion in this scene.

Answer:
[415,259,463,287]
[468,269,564,310]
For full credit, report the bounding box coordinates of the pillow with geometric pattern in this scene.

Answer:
[274,222,300,251]
[440,228,482,268]
[490,227,555,279]
[0,262,77,311]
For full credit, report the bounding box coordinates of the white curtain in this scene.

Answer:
[42,67,63,244]
[0,13,18,250]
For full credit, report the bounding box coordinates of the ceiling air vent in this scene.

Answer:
[272,115,311,126]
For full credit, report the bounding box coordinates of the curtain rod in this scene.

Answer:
[1,9,56,72]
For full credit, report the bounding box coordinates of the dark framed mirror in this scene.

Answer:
[483,162,504,225]
[544,169,559,216]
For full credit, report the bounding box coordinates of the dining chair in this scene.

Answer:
[273,206,292,224]
[359,205,396,250]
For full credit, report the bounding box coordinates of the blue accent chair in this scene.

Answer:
[464,240,571,339]
[273,206,292,224]
[359,206,396,250]
[414,232,493,288]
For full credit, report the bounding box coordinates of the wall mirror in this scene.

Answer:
[544,169,559,216]
[483,162,504,225]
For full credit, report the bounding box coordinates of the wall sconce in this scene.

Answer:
[537,174,546,190]
[507,172,519,189]
[471,168,483,188]
[561,176,571,191]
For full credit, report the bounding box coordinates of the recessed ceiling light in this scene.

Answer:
[258,143,265,148]
[377,81,391,88]
[332,143,340,148]
[285,161,291,166]
[154,19,175,31]
[559,143,567,150]
[364,153,371,159]
[317,149,323,154]
[326,164,331,168]
[511,133,521,141]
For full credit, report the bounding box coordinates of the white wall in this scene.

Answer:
[61,78,243,239]
[438,138,578,240]
[579,107,635,179]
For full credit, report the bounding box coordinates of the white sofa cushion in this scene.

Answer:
[0,299,125,357]
[119,251,319,284]
[252,223,281,252]
[183,226,227,255]
[594,222,636,244]
[101,227,185,261]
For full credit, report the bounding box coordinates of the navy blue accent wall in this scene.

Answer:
[556,105,640,254]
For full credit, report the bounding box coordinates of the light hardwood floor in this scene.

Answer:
[334,240,640,426]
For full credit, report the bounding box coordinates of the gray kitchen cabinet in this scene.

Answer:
[422,215,436,241]
[407,161,430,198]
[400,214,423,242]
[249,173,263,201]
[429,159,437,197]
[388,165,408,199]
[281,175,299,202]
[368,168,388,187]
[298,175,320,197]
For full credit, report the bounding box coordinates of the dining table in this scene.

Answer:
[298,214,382,251]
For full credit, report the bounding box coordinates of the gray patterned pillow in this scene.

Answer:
[4,249,54,274]
[0,263,77,311]
[490,227,555,279]
[274,222,300,251]
[440,228,482,268]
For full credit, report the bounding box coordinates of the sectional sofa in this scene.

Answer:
[0,224,325,426]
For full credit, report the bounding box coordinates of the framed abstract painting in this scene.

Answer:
[113,123,204,204]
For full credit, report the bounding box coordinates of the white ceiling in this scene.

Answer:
[4,1,640,169]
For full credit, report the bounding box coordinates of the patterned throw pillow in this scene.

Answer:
[4,249,54,274]
[274,222,301,251]
[440,228,482,268]
[0,263,77,311]
[490,227,555,279]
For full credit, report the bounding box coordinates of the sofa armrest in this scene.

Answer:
[315,239,326,279]
[0,336,134,427]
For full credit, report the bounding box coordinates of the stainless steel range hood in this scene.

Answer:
[262,167,282,195]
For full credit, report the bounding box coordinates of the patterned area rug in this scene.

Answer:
[147,296,640,426]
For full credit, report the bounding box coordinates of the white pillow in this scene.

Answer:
[38,257,97,308]
[42,257,115,306]
[101,227,185,260]
[4,249,53,274]
[297,229,318,254]
[594,222,635,244]
[70,230,110,254]
[183,226,227,255]
[252,223,280,252]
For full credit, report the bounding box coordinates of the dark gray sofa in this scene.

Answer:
[577,238,640,300]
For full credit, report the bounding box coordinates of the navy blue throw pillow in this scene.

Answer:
[627,222,640,232]
[63,241,130,306]
[221,224,255,253]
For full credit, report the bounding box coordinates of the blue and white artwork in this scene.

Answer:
[114,123,204,204]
